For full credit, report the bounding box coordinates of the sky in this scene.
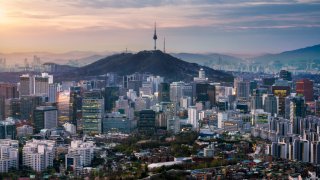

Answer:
[0,0,320,54]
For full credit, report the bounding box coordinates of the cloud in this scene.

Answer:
[0,0,319,53]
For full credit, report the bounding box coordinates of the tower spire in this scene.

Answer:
[153,22,157,50]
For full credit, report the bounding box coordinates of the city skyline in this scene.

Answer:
[0,0,320,54]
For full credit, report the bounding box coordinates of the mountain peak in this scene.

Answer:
[60,50,233,82]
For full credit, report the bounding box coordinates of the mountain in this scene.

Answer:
[0,51,113,66]
[60,50,233,82]
[171,53,244,67]
[253,44,320,68]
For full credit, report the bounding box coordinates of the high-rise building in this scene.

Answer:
[158,82,170,102]
[293,138,309,162]
[310,141,320,164]
[34,76,49,96]
[289,96,306,134]
[0,120,16,139]
[33,106,58,133]
[289,96,306,121]
[264,94,278,116]
[66,140,95,170]
[0,83,18,99]
[271,141,287,159]
[4,98,21,119]
[48,83,58,103]
[280,70,292,81]
[250,90,263,110]
[20,95,42,120]
[296,79,314,102]
[147,75,164,93]
[170,81,184,103]
[0,139,19,173]
[195,83,215,107]
[23,139,56,172]
[249,81,258,95]
[82,90,104,134]
[272,85,290,117]
[57,91,70,125]
[188,106,198,129]
[69,86,82,127]
[315,100,320,117]
[103,86,119,112]
[19,74,34,96]
[236,81,250,101]
[0,97,4,120]
[137,110,155,135]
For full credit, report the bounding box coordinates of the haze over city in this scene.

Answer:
[1,0,320,54]
[2,1,320,179]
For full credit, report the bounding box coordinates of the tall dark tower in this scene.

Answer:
[153,22,157,50]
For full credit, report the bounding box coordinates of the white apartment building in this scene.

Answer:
[0,140,19,173]
[23,139,56,172]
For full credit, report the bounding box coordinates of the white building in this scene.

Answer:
[67,140,95,167]
[0,140,19,173]
[218,112,228,129]
[204,144,214,158]
[17,125,33,137]
[170,81,184,102]
[180,96,191,109]
[23,139,56,172]
[188,106,198,129]
[146,75,164,93]
[63,122,76,135]
[194,68,208,82]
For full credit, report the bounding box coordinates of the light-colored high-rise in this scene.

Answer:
[22,139,56,172]
[0,139,19,173]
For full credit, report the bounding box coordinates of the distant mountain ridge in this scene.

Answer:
[171,53,244,67]
[253,44,320,66]
[60,50,233,82]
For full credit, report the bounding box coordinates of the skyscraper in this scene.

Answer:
[20,95,42,120]
[0,120,16,140]
[158,82,170,102]
[4,98,21,119]
[272,85,290,117]
[34,75,49,96]
[19,74,33,96]
[0,97,4,120]
[48,83,58,103]
[170,81,184,103]
[264,94,278,116]
[290,96,306,134]
[138,110,156,135]
[33,106,58,133]
[236,81,250,102]
[82,90,104,134]
[280,70,292,81]
[69,86,82,127]
[296,79,314,102]
[0,83,18,99]
[250,89,263,110]
[104,86,119,112]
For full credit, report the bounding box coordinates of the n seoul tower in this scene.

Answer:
[153,22,158,50]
